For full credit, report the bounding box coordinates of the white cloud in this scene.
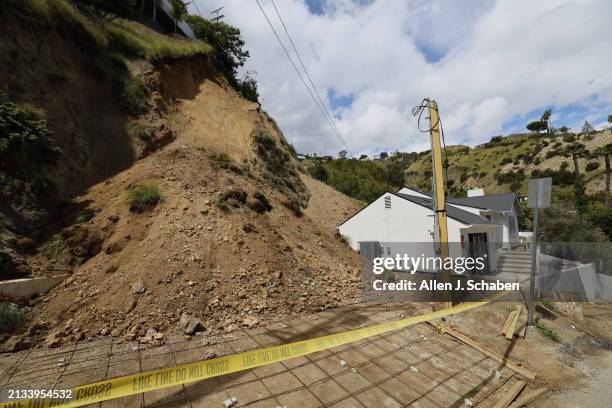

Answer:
[191,0,612,156]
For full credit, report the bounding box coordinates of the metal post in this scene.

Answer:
[527,193,539,327]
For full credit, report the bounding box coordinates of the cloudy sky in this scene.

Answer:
[190,0,612,157]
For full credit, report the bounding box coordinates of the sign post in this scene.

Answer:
[526,177,552,327]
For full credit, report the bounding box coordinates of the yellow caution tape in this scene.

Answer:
[1,297,499,408]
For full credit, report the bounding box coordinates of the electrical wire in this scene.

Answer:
[269,0,352,156]
[191,0,204,19]
[254,0,353,156]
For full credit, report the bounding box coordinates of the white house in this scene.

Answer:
[338,187,523,273]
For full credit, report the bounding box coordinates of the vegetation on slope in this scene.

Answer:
[186,15,260,102]
[23,0,211,60]
[251,124,309,209]
[405,130,611,197]
[306,153,419,203]
[0,95,61,210]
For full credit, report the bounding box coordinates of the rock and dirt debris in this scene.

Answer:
[3,72,363,350]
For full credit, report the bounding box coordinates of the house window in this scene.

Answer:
[384,196,391,209]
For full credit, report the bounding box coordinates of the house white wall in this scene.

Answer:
[338,193,469,252]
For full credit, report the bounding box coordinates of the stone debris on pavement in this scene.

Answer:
[223,396,238,408]
[410,366,419,373]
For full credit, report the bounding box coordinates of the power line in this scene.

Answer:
[191,0,204,19]
[269,0,351,155]
[254,0,352,155]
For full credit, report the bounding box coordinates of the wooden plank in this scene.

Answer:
[501,309,517,337]
[505,306,522,340]
[507,387,548,408]
[492,380,526,408]
[430,322,537,381]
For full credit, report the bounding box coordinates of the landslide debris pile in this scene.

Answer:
[12,144,362,350]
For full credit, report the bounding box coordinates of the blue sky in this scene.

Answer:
[192,0,612,156]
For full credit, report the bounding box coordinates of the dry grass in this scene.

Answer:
[106,19,211,60]
[25,0,210,60]
[24,0,108,50]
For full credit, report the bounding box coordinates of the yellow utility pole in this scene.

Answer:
[428,100,452,309]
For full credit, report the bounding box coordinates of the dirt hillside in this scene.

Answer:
[3,54,364,350]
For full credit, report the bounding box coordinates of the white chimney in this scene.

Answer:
[467,188,485,197]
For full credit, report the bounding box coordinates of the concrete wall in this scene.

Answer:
[0,275,68,300]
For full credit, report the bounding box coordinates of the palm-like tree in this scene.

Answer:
[541,109,552,135]
[592,143,612,208]
[564,142,588,175]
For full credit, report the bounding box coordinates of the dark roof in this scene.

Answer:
[392,193,490,226]
[403,187,520,213]
[447,193,519,212]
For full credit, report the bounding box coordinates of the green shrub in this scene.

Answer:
[114,76,149,116]
[308,162,329,182]
[217,153,231,162]
[0,101,61,180]
[75,210,95,223]
[128,122,153,142]
[44,234,65,263]
[585,161,600,172]
[541,300,557,312]
[186,15,248,78]
[500,157,512,165]
[496,169,525,185]
[283,199,303,217]
[237,73,259,103]
[535,323,559,342]
[562,134,576,143]
[0,303,24,333]
[128,183,162,211]
[215,188,247,212]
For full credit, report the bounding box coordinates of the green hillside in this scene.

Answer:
[306,130,612,240]
[405,130,612,197]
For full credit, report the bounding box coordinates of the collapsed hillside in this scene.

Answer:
[1,2,364,350]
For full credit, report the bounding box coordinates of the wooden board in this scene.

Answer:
[430,322,537,381]
[501,309,518,337]
[507,387,548,408]
[492,380,526,408]
[505,306,522,340]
